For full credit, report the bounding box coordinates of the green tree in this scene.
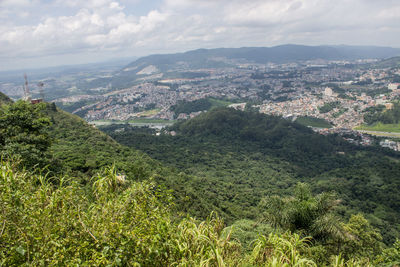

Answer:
[0,161,241,266]
[375,239,400,266]
[0,101,51,169]
[259,183,343,241]
[250,232,317,266]
[341,214,383,259]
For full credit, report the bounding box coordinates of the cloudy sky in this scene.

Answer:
[1,0,400,71]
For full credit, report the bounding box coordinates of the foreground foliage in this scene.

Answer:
[0,161,241,266]
[1,161,399,266]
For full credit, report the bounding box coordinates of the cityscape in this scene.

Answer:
[2,54,400,153]
[23,59,399,127]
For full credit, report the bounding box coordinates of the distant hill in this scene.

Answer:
[373,56,400,68]
[122,44,400,73]
[104,44,400,89]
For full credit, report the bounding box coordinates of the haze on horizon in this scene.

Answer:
[1,0,399,71]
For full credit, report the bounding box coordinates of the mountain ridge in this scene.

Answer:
[123,44,400,72]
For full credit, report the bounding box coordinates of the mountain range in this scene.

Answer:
[102,44,400,89]
[123,44,400,72]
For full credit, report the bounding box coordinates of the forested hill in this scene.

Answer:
[102,108,400,244]
[45,105,155,179]
[0,100,224,226]
[122,45,400,72]
[42,104,219,216]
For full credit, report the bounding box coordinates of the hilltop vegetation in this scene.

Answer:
[0,101,52,169]
[46,106,155,178]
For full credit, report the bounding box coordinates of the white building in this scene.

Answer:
[228,103,247,111]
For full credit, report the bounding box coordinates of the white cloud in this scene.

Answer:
[0,0,170,61]
[0,0,31,7]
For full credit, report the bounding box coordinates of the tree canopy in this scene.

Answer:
[0,101,51,168]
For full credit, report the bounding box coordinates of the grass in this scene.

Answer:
[137,108,161,117]
[208,98,236,107]
[295,116,332,128]
[355,122,400,133]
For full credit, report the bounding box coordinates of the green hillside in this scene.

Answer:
[102,108,400,245]
[0,91,12,105]
[373,56,400,68]
[46,106,153,178]
[44,103,223,218]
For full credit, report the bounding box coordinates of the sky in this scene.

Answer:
[1,0,400,71]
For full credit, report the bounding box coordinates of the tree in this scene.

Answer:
[259,183,343,241]
[341,214,383,259]
[375,239,400,266]
[0,101,51,169]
